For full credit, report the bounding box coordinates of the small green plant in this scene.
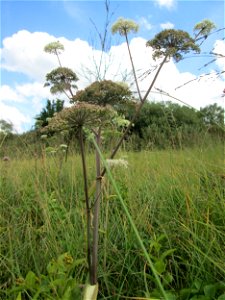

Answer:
[5,253,86,300]
[179,279,225,300]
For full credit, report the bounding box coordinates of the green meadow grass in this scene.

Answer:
[0,143,224,299]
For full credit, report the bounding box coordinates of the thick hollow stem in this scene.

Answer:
[91,128,102,285]
[78,128,92,281]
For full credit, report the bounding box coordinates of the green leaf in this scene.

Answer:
[154,260,166,274]
[193,279,203,291]
[164,292,177,300]
[204,284,217,298]
[218,294,225,300]
[25,271,38,289]
[73,258,86,267]
[180,288,199,299]
[163,272,173,285]
[47,260,58,275]
[16,292,22,300]
[160,249,176,261]
[190,296,210,300]
[62,286,72,300]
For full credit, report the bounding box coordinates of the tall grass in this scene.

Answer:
[0,142,224,299]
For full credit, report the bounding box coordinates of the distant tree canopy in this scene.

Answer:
[0,119,14,135]
[35,99,64,129]
[198,103,224,126]
[122,101,224,149]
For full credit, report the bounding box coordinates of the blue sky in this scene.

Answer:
[0,0,224,132]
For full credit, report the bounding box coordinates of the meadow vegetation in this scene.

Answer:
[0,139,224,299]
[0,10,224,300]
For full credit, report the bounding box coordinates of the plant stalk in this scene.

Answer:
[101,54,168,177]
[125,33,142,101]
[91,128,102,285]
[78,127,92,281]
[91,136,169,300]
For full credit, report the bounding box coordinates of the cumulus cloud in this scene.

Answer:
[155,0,176,9]
[1,30,224,131]
[0,82,53,132]
[1,30,57,81]
[0,103,31,133]
[160,22,175,30]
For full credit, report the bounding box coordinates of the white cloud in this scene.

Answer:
[0,85,24,102]
[138,17,152,31]
[1,30,57,81]
[213,39,225,79]
[160,22,174,30]
[155,0,176,9]
[0,82,54,132]
[0,103,31,133]
[1,31,224,132]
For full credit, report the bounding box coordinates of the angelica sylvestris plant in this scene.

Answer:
[44,102,118,294]
[42,16,216,299]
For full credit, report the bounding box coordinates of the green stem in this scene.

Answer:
[101,54,168,177]
[91,136,169,300]
[78,127,92,281]
[91,128,102,285]
[125,33,142,101]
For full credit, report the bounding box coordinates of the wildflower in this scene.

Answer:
[59,144,68,149]
[106,158,128,169]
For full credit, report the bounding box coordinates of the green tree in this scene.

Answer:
[0,119,13,135]
[35,99,64,129]
[198,103,224,126]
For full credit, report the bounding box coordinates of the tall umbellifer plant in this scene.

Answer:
[42,18,216,299]
[71,80,132,288]
[107,18,214,176]
[44,67,79,99]
[44,41,65,67]
[43,101,118,298]
[44,41,78,99]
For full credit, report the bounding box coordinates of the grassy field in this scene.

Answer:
[0,142,224,299]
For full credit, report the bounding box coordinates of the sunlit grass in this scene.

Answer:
[0,142,224,298]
